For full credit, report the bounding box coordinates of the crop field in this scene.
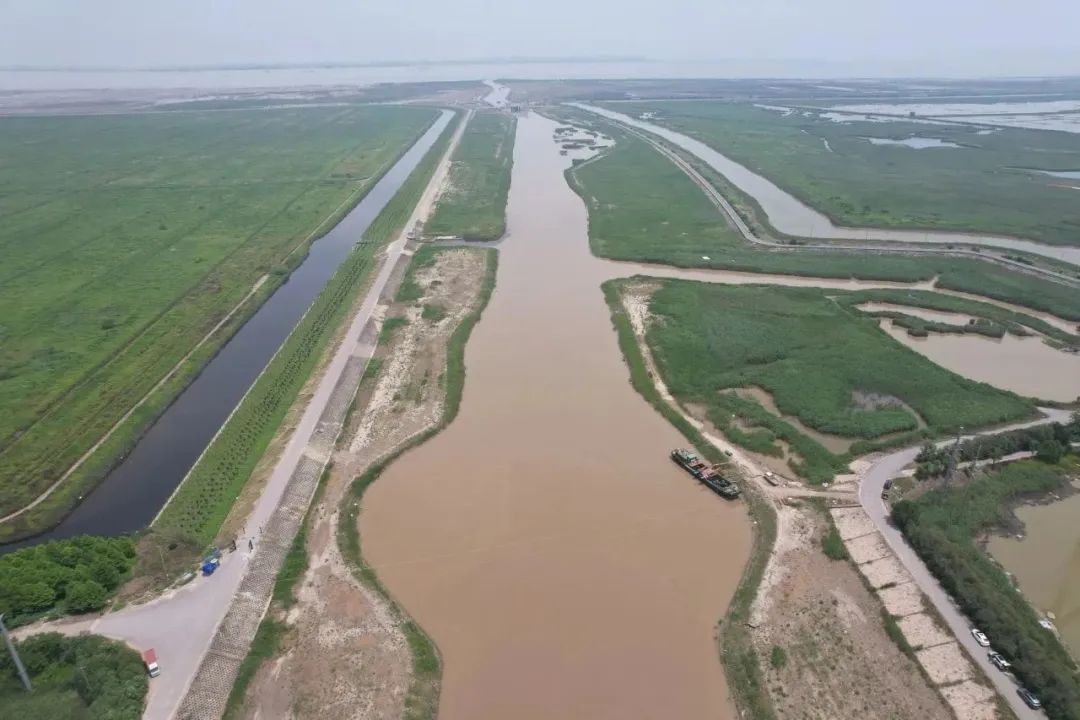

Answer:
[607,100,1080,247]
[0,105,437,527]
[640,281,1033,483]
[424,111,516,240]
[565,121,1080,321]
[154,113,459,545]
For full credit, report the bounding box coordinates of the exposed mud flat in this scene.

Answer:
[362,114,752,720]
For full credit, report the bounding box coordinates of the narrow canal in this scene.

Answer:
[2,110,452,551]
[362,112,752,720]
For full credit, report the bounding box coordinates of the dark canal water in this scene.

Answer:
[2,110,451,551]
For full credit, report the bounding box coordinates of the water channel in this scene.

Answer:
[1,110,452,551]
[579,104,1080,268]
[362,113,752,720]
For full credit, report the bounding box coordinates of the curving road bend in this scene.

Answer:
[859,408,1072,720]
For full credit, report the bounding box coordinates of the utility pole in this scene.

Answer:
[0,614,32,692]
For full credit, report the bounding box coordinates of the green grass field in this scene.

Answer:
[424,111,516,240]
[153,113,460,545]
[0,105,437,528]
[638,281,1033,483]
[607,100,1080,247]
[565,120,1080,321]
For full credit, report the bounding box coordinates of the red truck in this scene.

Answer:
[142,648,161,678]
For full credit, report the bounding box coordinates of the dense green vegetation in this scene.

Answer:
[0,633,147,720]
[0,105,438,537]
[609,100,1080,247]
[154,112,461,545]
[338,246,497,720]
[565,116,1080,322]
[642,281,1033,483]
[425,111,516,240]
[0,536,135,624]
[893,459,1080,720]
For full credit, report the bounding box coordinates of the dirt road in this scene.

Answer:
[859,408,1072,720]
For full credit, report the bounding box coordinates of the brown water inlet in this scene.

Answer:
[361,113,752,719]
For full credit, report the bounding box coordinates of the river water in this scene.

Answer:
[579,105,1080,268]
[361,113,752,720]
[0,111,452,552]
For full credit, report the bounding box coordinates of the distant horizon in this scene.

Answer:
[2,56,1079,83]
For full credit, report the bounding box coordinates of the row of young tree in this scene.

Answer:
[0,535,136,623]
[915,414,1079,480]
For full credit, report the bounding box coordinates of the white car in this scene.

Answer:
[971,628,990,647]
[988,651,1012,672]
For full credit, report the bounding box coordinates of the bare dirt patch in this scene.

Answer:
[752,504,951,720]
[237,248,490,719]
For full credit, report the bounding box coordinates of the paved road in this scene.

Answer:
[859,408,1071,720]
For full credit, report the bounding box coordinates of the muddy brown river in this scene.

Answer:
[362,113,752,719]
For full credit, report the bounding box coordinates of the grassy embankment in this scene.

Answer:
[0,633,147,720]
[424,111,516,240]
[564,115,1080,321]
[153,112,462,547]
[642,281,1033,484]
[608,100,1080,249]
[602,281,778,719]
[338,246,498,720]
[0,106,439,540]
[893,457,1080,720]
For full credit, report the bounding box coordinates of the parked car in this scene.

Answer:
[988,651,1012,672]
[971,628,990,647]
[1017,687,1042,710]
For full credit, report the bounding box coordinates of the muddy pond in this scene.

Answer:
[989,490,1080,659]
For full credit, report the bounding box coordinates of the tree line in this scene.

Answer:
[915,414,1079,480]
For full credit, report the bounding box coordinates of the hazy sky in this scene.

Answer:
[1,0,1078,77]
